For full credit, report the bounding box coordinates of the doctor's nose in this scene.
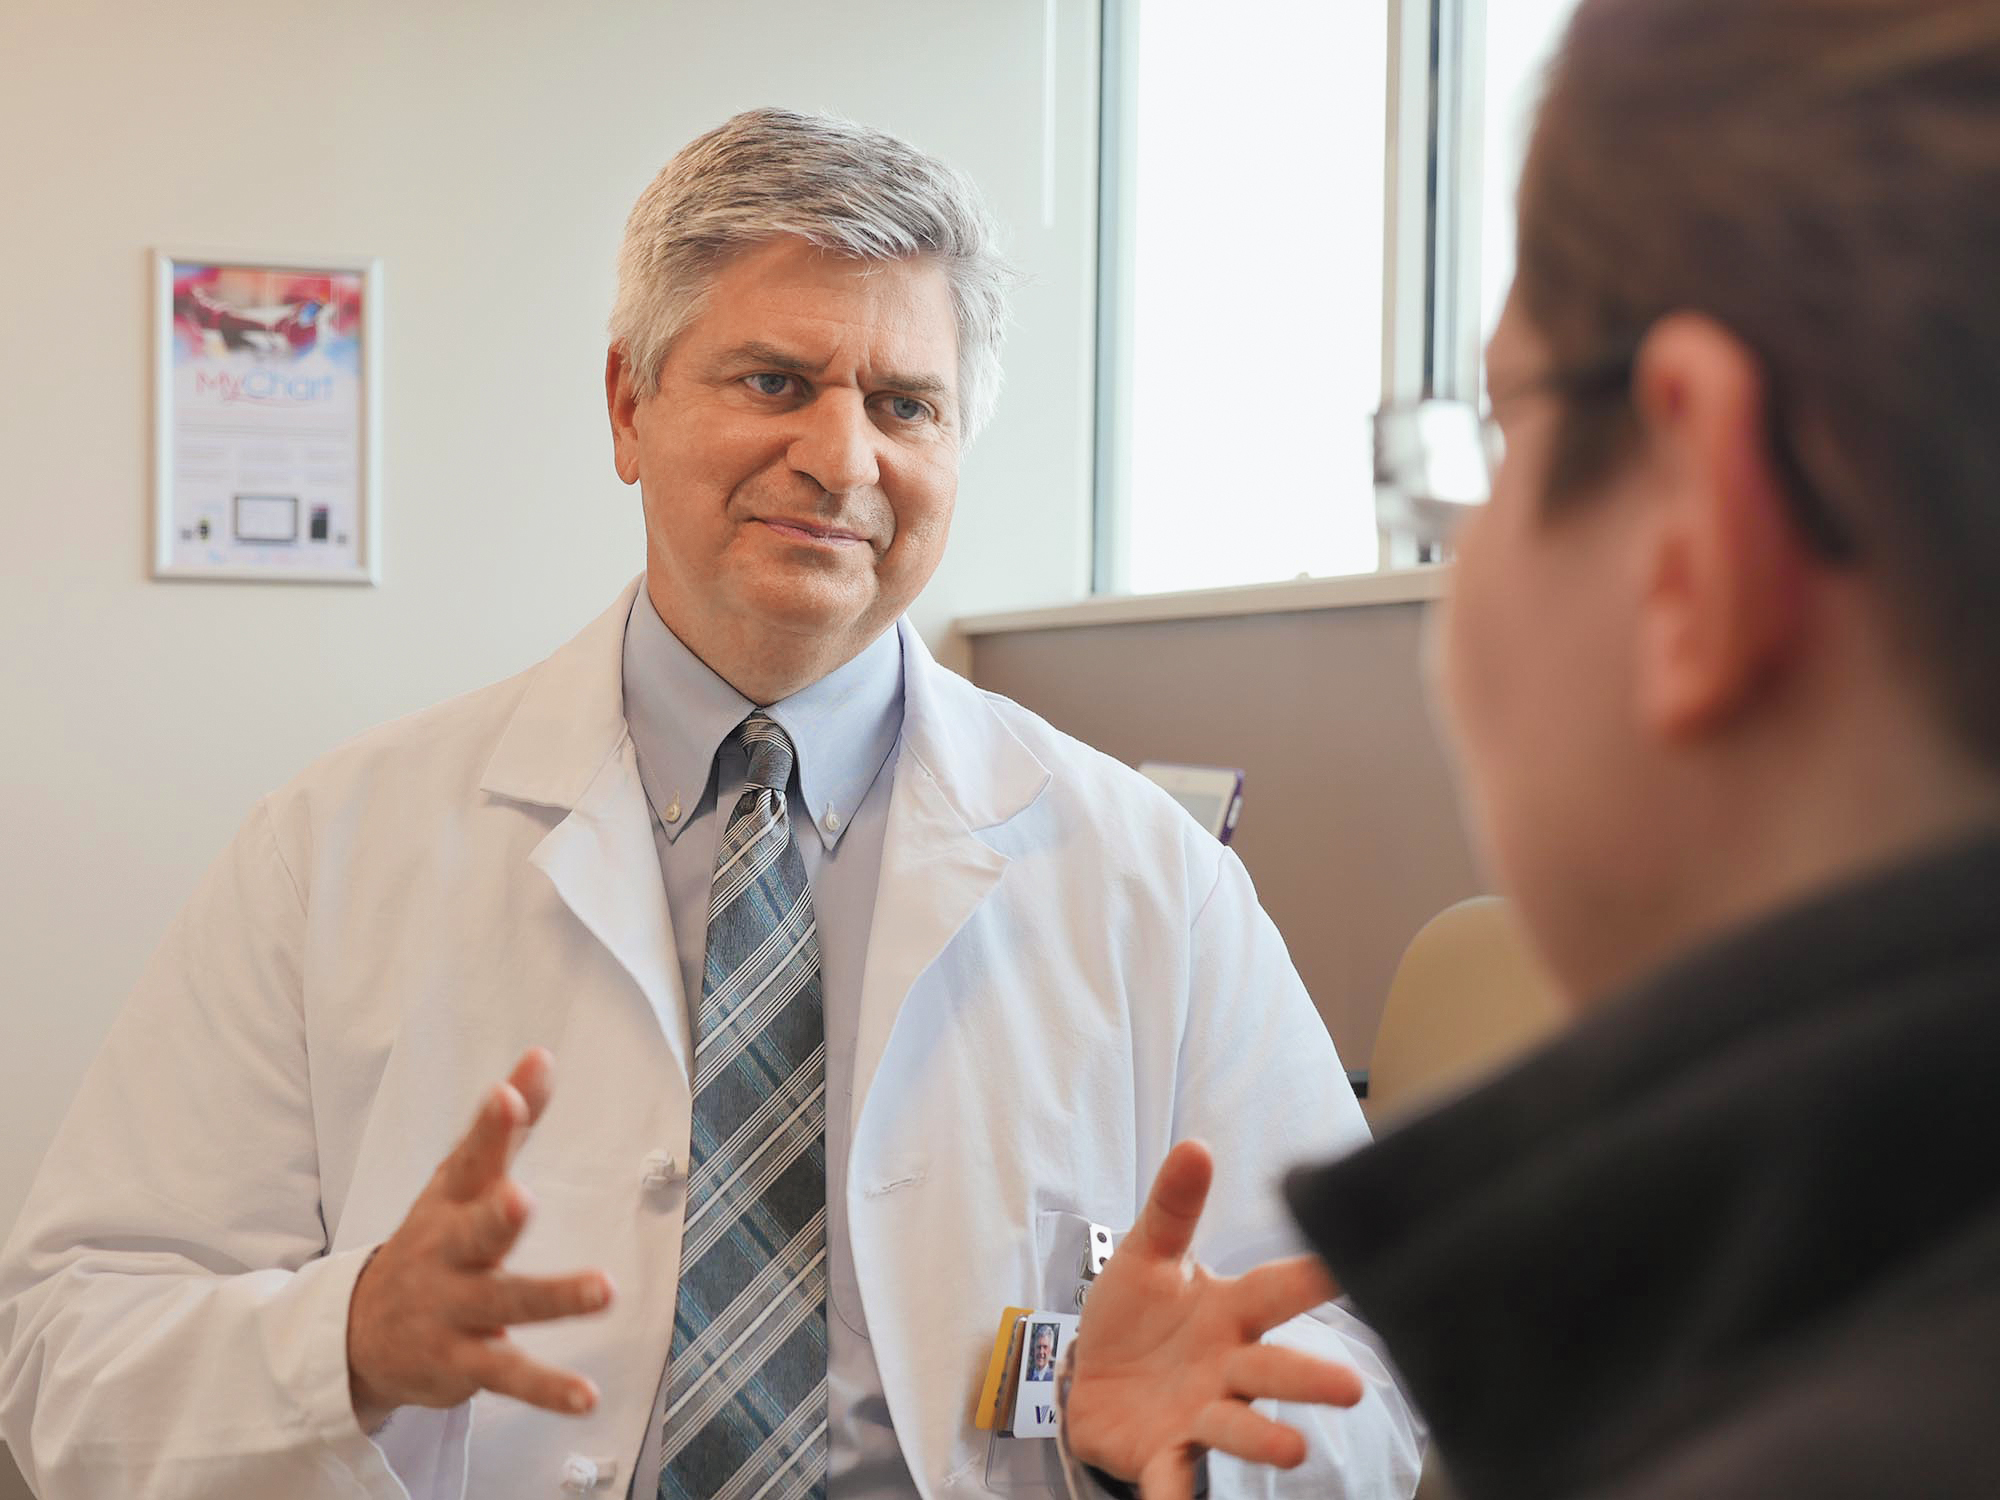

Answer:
[789,393,882,497]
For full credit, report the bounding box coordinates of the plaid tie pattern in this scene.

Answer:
[659,714,829,1500]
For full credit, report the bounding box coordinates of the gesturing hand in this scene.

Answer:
[345,1048,613,1430]
[1064,1140,1363,1500]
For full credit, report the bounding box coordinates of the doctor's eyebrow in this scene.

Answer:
[714,341,821,378]
[712,340,955,403]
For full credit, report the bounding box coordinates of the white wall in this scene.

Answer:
[0,0,1099,1249]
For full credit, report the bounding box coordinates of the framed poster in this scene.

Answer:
[153,249,381,583]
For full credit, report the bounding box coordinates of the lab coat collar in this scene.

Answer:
[479,578,643,811]
[479,577,1050,832]
[478,578,692,1071]
[844,618,1051,1145]
[891,617,1050,833]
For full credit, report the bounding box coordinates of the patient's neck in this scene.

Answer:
[1565,688,2000,1008]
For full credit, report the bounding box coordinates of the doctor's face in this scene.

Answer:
[1030,1327,1056,1372]
[608,236,962,688]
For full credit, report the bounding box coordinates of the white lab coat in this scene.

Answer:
[0,580,1422,1500]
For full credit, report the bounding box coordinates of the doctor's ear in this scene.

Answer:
[606,344,644,487]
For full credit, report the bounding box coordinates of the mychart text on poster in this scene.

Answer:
[153,250,381,583]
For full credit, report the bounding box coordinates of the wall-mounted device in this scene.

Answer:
[1138,763,1245,844]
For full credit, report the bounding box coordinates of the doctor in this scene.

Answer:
[0,109,1421,1499]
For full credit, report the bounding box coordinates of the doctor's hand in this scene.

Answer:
[1064,1140,1363,1500]
[345,1048,614,1431]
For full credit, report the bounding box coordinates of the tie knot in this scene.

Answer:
[735,713,796,794]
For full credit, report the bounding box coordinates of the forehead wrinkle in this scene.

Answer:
[699,246,961,403]
[711,339,827,377]
[876,368,952,398]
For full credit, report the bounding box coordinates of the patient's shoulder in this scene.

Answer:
[1605,1220,2000,1500]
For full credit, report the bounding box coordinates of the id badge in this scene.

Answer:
[979,1216,1119,1492]
[981,1310,1076,1492]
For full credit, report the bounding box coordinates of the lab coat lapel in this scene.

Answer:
[848,766,1006,1140]
[480,578,694,1078]
[850,622,1052,1132]
[851,624,1051,1495]
[529,746,693,1076]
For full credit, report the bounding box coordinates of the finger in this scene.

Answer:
[448,1179,534,1268]
[505,1048,556,1161]
[465,1270,614,1330]
[1223,1344,1365,1409]
[1125,1139,1215,1264]
[1190,1400,1310,1470]
[1229,1255,1341,1338]
[439,1081,529,1203]
[1137,1447,1199,1500]
[464,1339,599,1416]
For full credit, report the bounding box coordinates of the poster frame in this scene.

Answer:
[151,246,383,585]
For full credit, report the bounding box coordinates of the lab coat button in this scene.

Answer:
[559,1453,618,1491]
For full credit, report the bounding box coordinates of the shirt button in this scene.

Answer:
[822,808,842,834]
[641,1151,682,1191]
[560,1454,618,1491]
[663,796,682,823]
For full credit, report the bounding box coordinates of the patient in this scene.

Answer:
[1060,0,2000,1494]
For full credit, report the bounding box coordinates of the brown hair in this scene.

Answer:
[1515,0,2000,762]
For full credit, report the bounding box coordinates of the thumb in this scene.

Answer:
[1127,1140,1214,1264]
[1138,1445,1199,1500]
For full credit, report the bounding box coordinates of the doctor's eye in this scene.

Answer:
[878,394,933,425]
[744,372,798,398]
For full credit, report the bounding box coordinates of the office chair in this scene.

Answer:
[1364,895,1567,1129]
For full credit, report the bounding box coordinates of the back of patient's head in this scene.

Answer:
[1519,0,2000,767]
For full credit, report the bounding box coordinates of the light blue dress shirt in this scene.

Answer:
[621,585,918,1498]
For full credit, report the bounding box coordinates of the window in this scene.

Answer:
[1094,0,1388,596]
[1093,0,1583,597]
[1478,0,1586,348]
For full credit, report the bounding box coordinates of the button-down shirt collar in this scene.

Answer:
[622,585,903,851]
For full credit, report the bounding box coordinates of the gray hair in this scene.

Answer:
[610,107,1017,441]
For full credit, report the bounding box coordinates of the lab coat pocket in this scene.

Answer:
[978,1209,1119,1494]
[983,1423,1066,1495]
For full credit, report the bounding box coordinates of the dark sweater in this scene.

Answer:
[1288,833,2000,1499]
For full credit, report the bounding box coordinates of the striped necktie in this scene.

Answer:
[659,713,829,1500]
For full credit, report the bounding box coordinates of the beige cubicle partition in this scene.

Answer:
[963,587,1484,1071]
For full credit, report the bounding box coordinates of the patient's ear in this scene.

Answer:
[1628,313,1815,743]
